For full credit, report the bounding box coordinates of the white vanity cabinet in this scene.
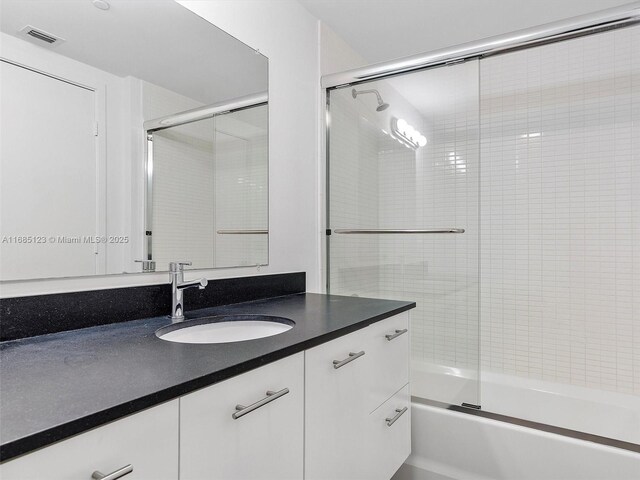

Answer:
[179,353,304,480]
[305,312,411,480]
[1,313,410,480]
[305,325,372,480]
[366,384,411,480]
[0,400,179,480]
[367,312,410,412]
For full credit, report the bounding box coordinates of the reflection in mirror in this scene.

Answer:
[147,99,268,270]
[0,0,268,281]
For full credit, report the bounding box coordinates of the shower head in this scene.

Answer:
[352,88,389,112]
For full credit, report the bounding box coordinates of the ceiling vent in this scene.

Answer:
[18,25,65,47]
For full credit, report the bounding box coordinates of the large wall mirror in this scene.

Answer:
[0,0,268,282]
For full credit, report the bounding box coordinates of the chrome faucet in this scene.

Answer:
[169,261,208,322]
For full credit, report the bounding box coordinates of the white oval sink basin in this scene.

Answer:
[156,315,294,344]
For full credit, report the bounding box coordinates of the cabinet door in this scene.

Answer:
[366,384,411,480]
[180,353,304,480]
[367,312,409,413]
[0,400,179,480]
[305,327,372,480]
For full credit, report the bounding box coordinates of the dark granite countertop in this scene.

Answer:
[0,293,414,462]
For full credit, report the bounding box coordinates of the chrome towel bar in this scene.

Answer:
[217,230,268,235]
[333,228,464,234]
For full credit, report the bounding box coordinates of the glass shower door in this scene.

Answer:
[327,61,480,407]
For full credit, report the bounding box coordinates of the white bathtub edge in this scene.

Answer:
[403,402,640,480]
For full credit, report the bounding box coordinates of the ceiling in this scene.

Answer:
[0,0,267,105]
[299,0,632,65]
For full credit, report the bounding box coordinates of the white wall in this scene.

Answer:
[1,0,322,296]
[319,22,367,77]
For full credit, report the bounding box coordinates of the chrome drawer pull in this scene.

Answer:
[386,407,408,427]
[91,465,133,480]
[385,329,408,341]
[333,351,365,369]
[232,387,290,419]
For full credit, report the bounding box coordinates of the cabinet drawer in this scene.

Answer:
[0,400,179,480]
[305,327,371,480]
[367,312,409,412]
[305,325,371,405]
[180,353,304,480]
[366,384,411,480]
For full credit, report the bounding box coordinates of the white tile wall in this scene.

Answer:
[480,25,640,396]
[329,25,640,402]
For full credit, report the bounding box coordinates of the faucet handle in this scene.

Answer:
[169,261,192,272]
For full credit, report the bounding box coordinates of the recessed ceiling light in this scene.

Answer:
[92,0,110,11]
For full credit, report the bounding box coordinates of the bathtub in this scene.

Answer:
[411,361,640,444]
[397,362,640,480]
[393,402,640,480]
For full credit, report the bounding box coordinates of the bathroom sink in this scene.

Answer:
[156,315,294,344]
